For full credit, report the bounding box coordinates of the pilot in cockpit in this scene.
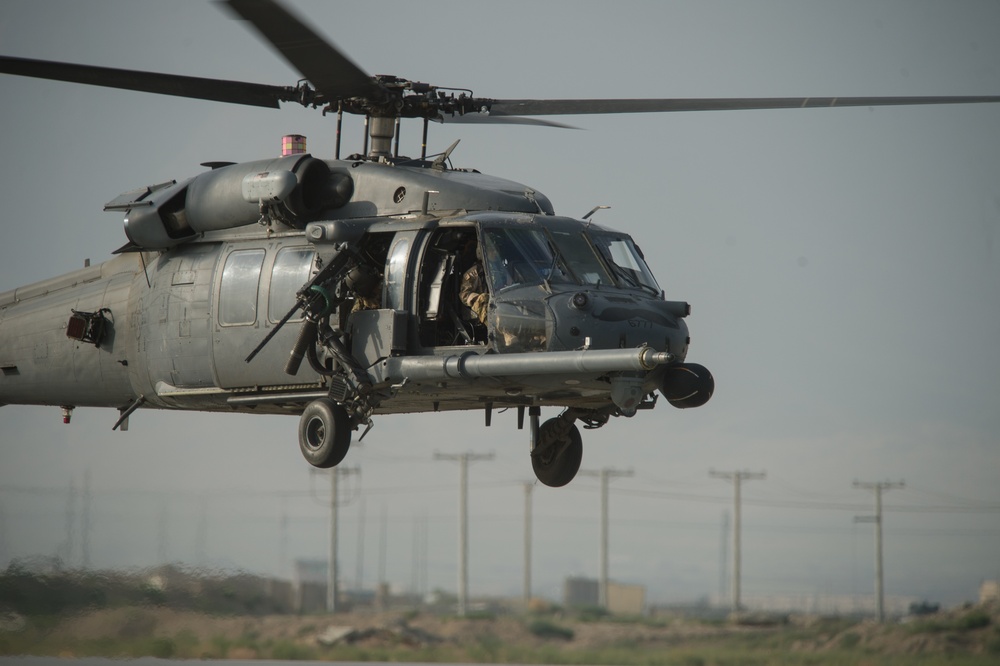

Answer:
[459,242,490,326]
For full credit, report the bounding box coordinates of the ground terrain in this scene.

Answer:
[2,601,999,665]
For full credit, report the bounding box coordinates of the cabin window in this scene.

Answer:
[219,249,265,325]
[268,246,315,323]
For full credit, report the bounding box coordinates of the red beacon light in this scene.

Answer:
[282,134,306,156]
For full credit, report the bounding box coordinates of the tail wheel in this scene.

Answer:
[298,398,351,468]
[531,418,583,487]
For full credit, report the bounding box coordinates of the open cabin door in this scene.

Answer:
[415,225,485,349]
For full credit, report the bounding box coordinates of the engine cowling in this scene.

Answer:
[120,155,352,250]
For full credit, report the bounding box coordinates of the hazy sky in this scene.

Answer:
[1,1,998,609]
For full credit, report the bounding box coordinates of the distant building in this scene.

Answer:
[563,577,599,608]
[607,582,646,615]
[293,559,328,613]
[980,580,999,604]
[563,577,646,615]
[727,593,916,616]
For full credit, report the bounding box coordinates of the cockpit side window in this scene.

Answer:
[481,227,573,293]
[548,229,614,287]
[589,232,661,295]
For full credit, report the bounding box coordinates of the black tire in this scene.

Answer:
[298,398,351,468]
[531,419,583,487]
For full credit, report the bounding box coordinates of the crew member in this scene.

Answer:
[459,244,489,325]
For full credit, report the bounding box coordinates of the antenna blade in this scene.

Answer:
[224,0,380,102]
[0,55,289,108]
[487,96,1000,116]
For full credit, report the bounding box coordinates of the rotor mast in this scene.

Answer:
[367,115,396,160]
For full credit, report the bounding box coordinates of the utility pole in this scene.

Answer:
[854,479,904,622]
[64,480,77,567]
[523,481,533,606]
[719,510,729,606]
[327,466,360,613]
[355,498,366,592]
[195,495,208,567]
[581,467,634,608]
[378,504,388,585]
[81,469,91,569]
[156,500,168,566]
[0,500,7,567]
[710,469,766,614]
[377,503,388,610]
[434,451,494,616]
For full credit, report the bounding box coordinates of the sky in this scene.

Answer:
[0,0,998,610]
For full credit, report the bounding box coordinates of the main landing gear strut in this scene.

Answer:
[297,398,587,487]
[529,407,584,487]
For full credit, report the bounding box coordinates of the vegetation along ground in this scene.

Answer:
[1,567,998,664]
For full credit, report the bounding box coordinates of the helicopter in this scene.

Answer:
[1,0,998,488]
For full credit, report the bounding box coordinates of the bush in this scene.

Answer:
[270,639,316,661]
[575,605,610,622]
[148,637,176,658]
[956,610,991,631]
[527,619,575,641]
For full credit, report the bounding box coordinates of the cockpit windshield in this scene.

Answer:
[481,227,574,293]
[478,224,660,296]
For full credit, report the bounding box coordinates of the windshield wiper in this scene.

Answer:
[609,263,659,296]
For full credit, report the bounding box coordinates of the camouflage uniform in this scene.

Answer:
[351,280,382,313]
[459,263,489,324]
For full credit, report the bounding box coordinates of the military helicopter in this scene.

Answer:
[1,0,997,487]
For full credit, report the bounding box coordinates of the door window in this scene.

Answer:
[219,249,264,325]
[268,247,315,323]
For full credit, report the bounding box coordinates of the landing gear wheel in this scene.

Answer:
[531,418,583,487]
[298,398,351,468]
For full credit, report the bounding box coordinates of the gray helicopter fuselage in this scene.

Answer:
[0,157,693,422]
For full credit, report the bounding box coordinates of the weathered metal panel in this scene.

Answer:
[0,255,139,407]
[348,309,408,384]
[138,243,221,395]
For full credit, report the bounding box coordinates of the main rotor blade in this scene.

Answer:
[0,55,291,108]
[439,114,578,129]
[488,96,1000,116]
[223,0,380,102]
